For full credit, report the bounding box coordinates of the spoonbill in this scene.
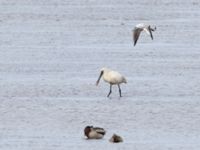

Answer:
[133,23,156,46]
[96,67,127,97]
[84,126,106,139]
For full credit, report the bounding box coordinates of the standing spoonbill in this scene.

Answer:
[96,67,127,97]
[133,23,156,46]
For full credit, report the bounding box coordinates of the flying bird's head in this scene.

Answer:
[150,25,157,31]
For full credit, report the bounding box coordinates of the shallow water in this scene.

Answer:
[0,0,200,149]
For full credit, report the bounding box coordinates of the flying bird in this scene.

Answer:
[84,126,106,139]
[133,23,156,46]
[96,67,127,97]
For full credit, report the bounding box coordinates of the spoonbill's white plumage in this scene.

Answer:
[133,23,156,46]
[96,67,127,97]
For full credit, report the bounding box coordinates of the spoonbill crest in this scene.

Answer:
[96,67,127,97]
[133,23,156,46]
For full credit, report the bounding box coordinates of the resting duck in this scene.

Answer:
[84,126,106,139]
[109,134,123,143]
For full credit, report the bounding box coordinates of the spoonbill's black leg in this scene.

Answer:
[107,84,112,97]
[118,84,122,97]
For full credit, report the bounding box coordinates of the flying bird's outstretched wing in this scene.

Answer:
[133,28,143,46]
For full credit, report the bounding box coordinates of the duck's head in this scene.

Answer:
[84,126,93,138]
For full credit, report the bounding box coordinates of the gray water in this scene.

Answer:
[0,0,200,149]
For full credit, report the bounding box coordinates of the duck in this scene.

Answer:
[96,67,127,97]
[84,126,106,139]
[109,134,123,143]
[133,23,156,46]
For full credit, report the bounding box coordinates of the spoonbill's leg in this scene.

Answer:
[118,84,122,97]
[107,84,112,97]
